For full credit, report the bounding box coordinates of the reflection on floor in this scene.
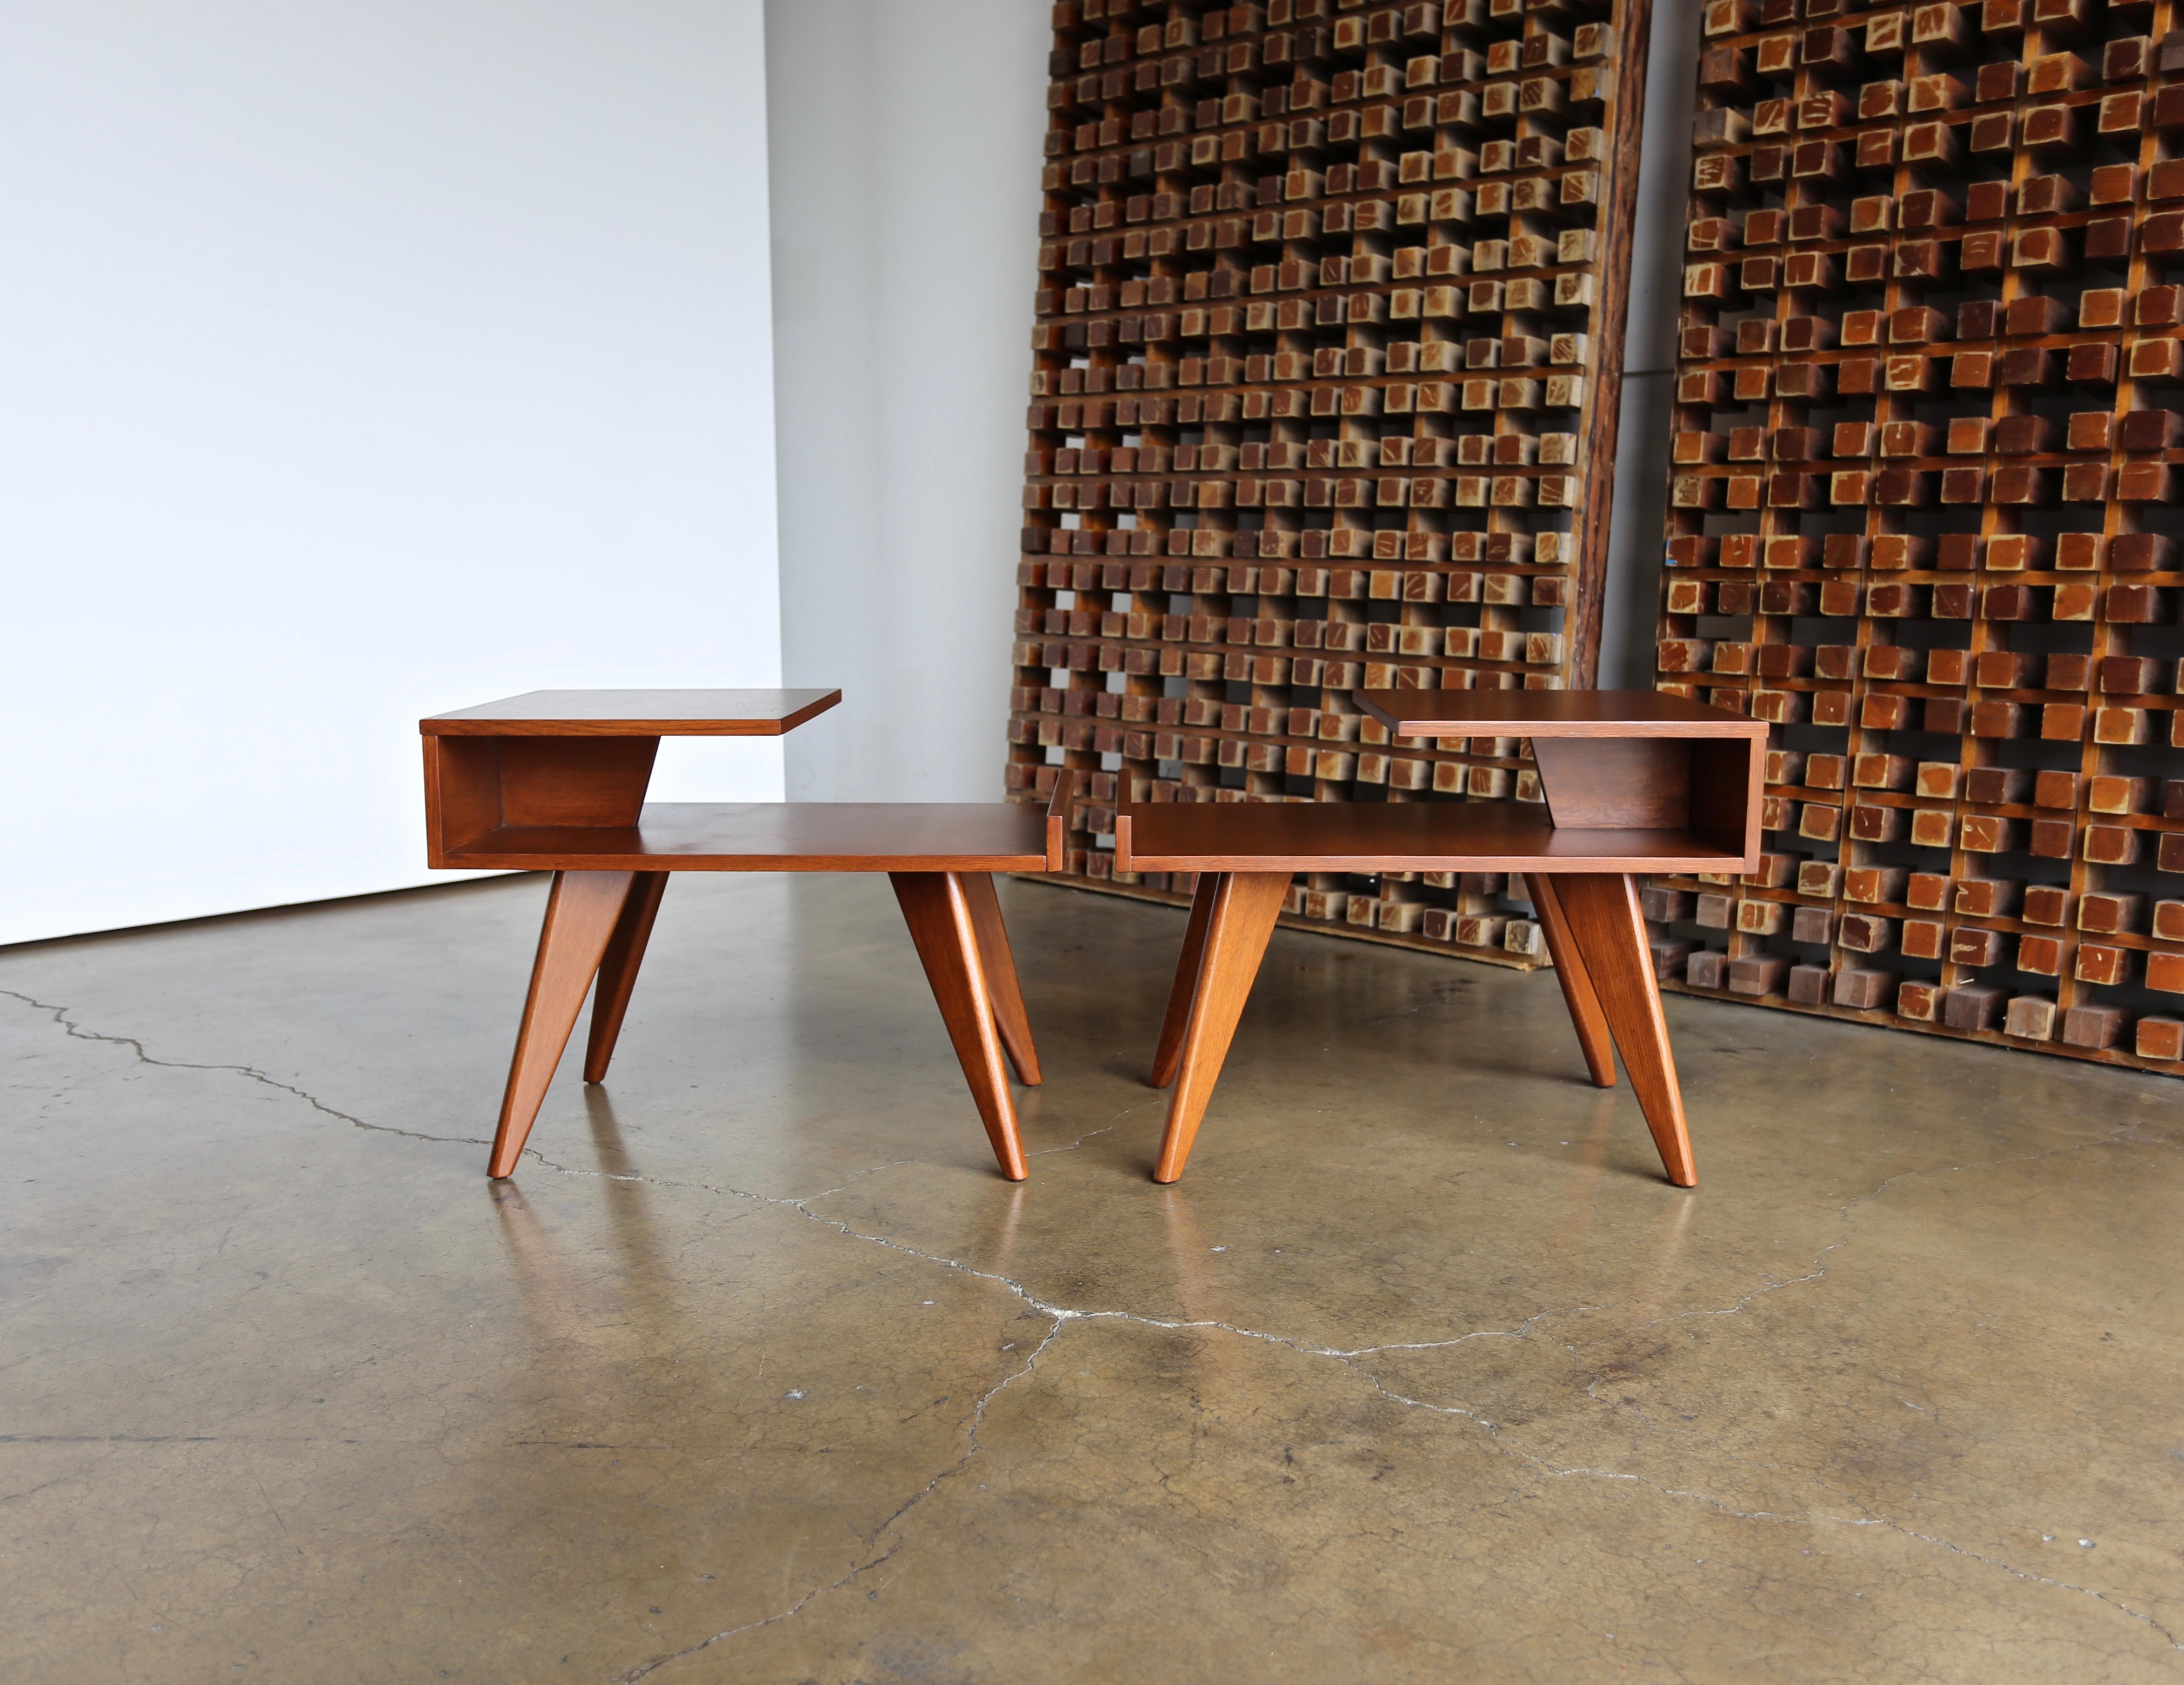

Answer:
[3,872,2180,1684]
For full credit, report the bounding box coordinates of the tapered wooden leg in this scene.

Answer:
[1152,871,1291,1184]
[890,872,1029,1181]
[488,870,635,1179]
[958,872,1041,1087]
[1150,871,1223,1089]
[1548,873,1698,1187]
[583,872,669,1083]
[1523,873,1616,1089]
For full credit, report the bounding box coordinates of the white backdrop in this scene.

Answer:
[766,0,1049,802]
[0,1,785,945]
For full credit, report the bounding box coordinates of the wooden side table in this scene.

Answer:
[1112,691,1767,1187]
[422,691,1065,1181]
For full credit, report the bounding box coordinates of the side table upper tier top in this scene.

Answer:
[421,689,842,737]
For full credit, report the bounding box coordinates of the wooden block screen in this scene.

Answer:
[1653,0,2184,1067]
[1006,0,1656,960]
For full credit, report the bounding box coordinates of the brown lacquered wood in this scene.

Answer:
[960,872,1041,1088]
[423,737,505,860]
[584,872,669,1084]
[1115,685,1759,1181]
[499,737,660,826]
[1115,683,1761,1180]
[1524,874,1617,1090]
[423,735,662,866]
[1150,870,1222,1089]
[1044,768,1075,871]
[445,802,1051,873]
[1114,800,1748,876]
[1353,689,1766,739]
[489,870,634,1178]
[427,688,1055,1174]
[1531,738,1694,832]
[428,693,1054,1175]
[890,872,1029,1181]
[1688,735,1767,862]
[1550,873,1696,1187]
[423,689,840,736]
[1152,871,1291,1184]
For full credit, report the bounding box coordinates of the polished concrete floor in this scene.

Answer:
[3,873,2181,1684]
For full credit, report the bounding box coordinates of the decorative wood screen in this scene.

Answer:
[1652,0,2184,1068]
[1006,0,1655,962]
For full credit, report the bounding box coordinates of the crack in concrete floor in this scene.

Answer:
[6,985,2178,1676]
[0,987,488,1153]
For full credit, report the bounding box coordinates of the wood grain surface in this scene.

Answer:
[488,870,634,1178]
[891,872,1032,1182]
[961,871,1044,1088]
[1151,870,1293,1184]
[442,803,1052,873]
[1113,799,1751,874]
[583,872,670,1085]
[1151,870,1222,1090]
[424,689,841,736]
[1550,872,1696,1186]
[1525,872,1618,1090]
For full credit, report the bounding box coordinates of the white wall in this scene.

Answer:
[765,0,1050,801]
[0,1,783,946]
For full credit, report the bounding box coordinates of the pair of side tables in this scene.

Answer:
[422,689,1763,1188]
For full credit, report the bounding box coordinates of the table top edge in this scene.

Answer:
[421,689,842,736]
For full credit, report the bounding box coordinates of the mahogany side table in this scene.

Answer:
[422,690,1066,1180]
[1111,691,1767,1187]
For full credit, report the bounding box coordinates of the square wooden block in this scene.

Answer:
[1686,949,1730,991]
[2135,1017,2184,1061]
[1832,967,1897,1010]
[1727,955,1790,996]
[1941,985,2006,1032]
